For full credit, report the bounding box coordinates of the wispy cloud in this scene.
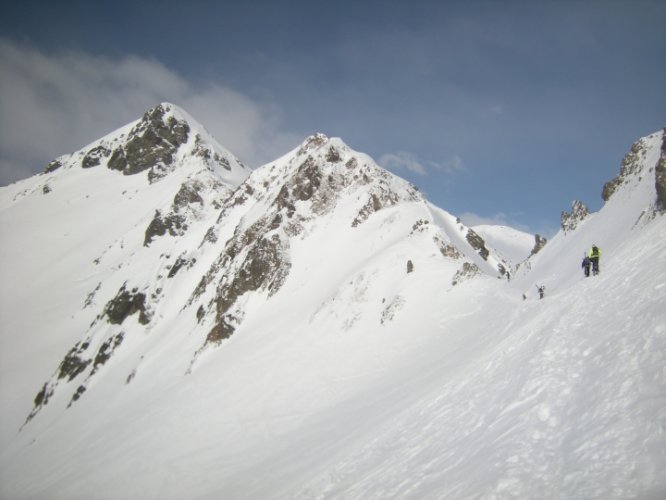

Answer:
[0,39,300,185]
[458,211,514,228]
[458,210,557,238]
[379,151,428,176]
[379,151,465,177]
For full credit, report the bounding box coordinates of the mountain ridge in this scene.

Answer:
[1,106,664,499]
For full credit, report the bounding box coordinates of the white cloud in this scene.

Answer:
[458,211,512,228]
[379,151,428,176]
[0,39,300,185]
[379,151,465,177]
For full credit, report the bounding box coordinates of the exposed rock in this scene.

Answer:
[407,260,414,273]
[410,219,429,235]
[466,229,489,261]
[44,158,64,173]
[530,234,547,256]
[144,210,188,246]
[82,145,111,168]
[168,255,196,278]
[69,385,87,406]
[452,262,480,286]
[58,342,92,381]
[103,284,151,325]
[33,383,54,409]
[437,239,462,259]
[173,180,204,210]
[602,138,648,201]
[107,104,190,178]
[561,200,589,233]
[42,184,52,194]
[291,157,322,201]
[326,146,342,163]
[656,128,666,211]
[144,179,220,246]
[92,332,125,375]
[193,134,234,171]
[352,189,401,227]
[206,233,291,346]
[297,133,328,156]
[380,295,405,325]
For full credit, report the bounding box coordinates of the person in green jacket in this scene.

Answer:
[588,244,601,275]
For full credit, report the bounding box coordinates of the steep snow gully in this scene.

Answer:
[0,105,664,499]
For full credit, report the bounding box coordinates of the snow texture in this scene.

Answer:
[0,108,664,499]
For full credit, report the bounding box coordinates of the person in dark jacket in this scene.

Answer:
[582,255,591,277]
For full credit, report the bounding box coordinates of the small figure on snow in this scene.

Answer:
[536,284,545,299]
[588,244,601,276]
[582,255,591,277]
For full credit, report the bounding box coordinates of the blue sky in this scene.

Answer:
[1,0,664,235]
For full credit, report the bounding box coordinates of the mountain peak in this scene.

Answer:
[41,102,249,186]
[601,128,665,210]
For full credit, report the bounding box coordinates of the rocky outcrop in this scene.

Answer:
[82,145,112,168]
[24,331,126,423]
[203,230,291,345]
[44,158,65,173]
[656,128,666,211]
[530,234,547,256]
[452,262,480,286]
[144,178,227,246]
[103,284,151,325]
[561,200,589,233]
[466,229,489,261]
[107,104,190,180]
[602,138,649,201]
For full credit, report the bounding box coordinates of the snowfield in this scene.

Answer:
[0,107,664,499]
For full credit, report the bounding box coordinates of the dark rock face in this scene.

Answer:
[204,232,291,345]
[91,332,125,375]
[82,145,111,168]
[452,262,480,286]
[168,254,196,279]
[144,210,187,246]
[602,138,648,201]
[466,229,489,261]
[656,129,666,211]
[107,104,190,178]
[104,284,151,325]
[561,200,589,233]
[25,330,127,423]
[58,342,92,381]
[530,234,547,256]
[352,190,401,227]
[144,179,219,246]
[44,159,64,173]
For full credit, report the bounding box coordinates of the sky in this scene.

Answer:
[1,0,664,236]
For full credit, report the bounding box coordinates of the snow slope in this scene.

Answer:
[473,224,536,267]
[0,113,664,499]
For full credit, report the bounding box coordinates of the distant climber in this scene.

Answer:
[582,255,591,277]
[588,244,601,276]
[536,284,545,299]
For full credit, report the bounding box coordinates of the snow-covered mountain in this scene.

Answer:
[0,107,664,499]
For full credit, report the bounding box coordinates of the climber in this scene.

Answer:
[536,284,545,299]
[588,244,601,276]
[582,255,591,277]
